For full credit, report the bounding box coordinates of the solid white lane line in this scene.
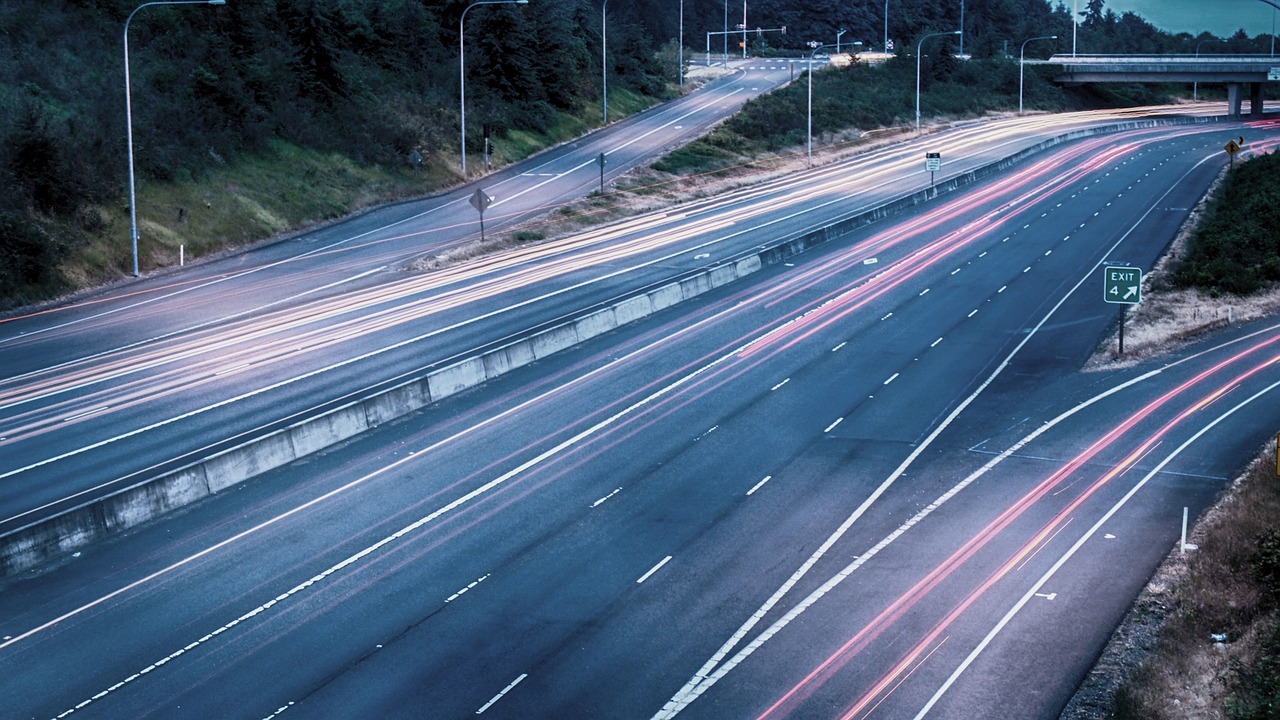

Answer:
[746,476,772,496]
[34,275,884,712]
[913,375,1280,720]
[477,674,528,714]
[654,156,1223,718]
[637,556,673,584]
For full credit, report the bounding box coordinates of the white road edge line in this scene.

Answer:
[32,264,878,713]
[912,375,1280,719]
[651,152,1220,720]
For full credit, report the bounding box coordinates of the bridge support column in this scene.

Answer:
[1251,82,1266,116]
[1228,83,1244,117]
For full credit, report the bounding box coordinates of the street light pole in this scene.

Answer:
[723,0,728,66]
[884,0,890,53]
[741,1,747,59]
[1072,0,1078,56]
[916,30,962,133]
[806,42,843,167]
[1019,35,1057,115]
[679,0,684,85]
[1194,38,1225,101]
[602,0,609,124]
[836,28,846,54]
[460,0,528,176]
[124,0,226,278]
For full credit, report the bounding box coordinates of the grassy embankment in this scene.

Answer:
[29,87,657,304]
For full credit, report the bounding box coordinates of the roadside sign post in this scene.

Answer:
[470,188,493,243]
[597,152,607,196]
[1103,265,1142,355]
[1225,138,1242,168]
[926,152,941,190]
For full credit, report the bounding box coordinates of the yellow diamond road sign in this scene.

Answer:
[1225,139,1241,157]
[1104,266,1142,305]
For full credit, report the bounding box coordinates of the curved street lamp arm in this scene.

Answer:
[915,30,962,132]
[124,0,226,278]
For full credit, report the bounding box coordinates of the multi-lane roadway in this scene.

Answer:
[3,66,1280,719]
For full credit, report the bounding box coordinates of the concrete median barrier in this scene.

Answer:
[427,356,489,402]
[0,115,1218,578]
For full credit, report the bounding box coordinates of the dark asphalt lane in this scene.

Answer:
[3,108,1251,533]
[6,122,1280,720]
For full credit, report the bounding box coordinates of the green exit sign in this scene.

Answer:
[1103,266,1142,304]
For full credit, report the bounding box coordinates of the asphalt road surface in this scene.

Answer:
[4,112,1280,719]
[0,97,1237,536]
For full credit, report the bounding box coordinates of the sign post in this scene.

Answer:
[1225,138,1242,168]
[1103,265,1142,355]
[469,188,493,243]
[597,152,607,195]
[926,152,941,190]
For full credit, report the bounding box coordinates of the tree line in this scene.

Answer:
[1,0,1274,306]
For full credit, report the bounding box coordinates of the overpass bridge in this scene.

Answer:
[1052,54,1280,116]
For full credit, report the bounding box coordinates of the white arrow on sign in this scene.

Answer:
[1123,286,1138,300]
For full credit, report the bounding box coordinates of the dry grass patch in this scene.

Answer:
[1077,446,1280,720]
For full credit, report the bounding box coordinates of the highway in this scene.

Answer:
[3,107,1280,719]
[0,98,1239,541]
[0,58,798,530]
